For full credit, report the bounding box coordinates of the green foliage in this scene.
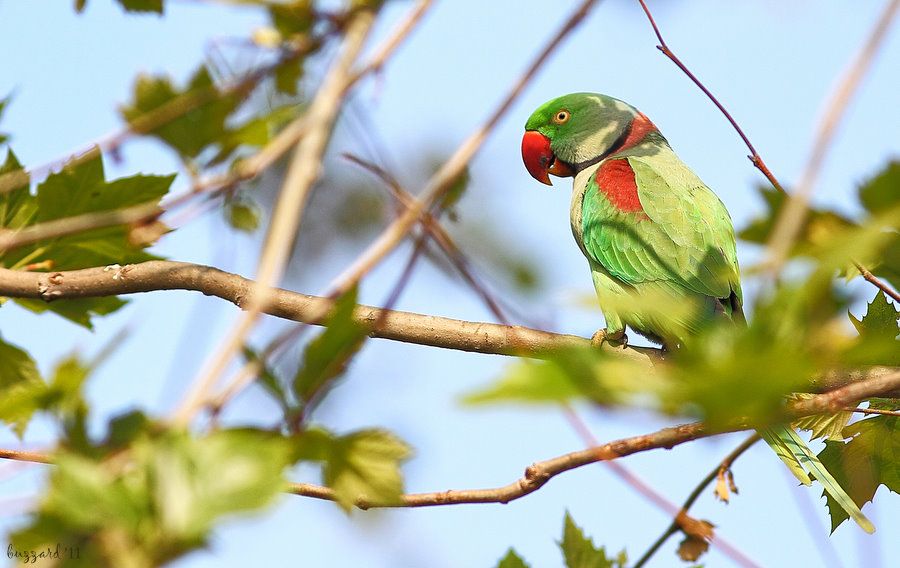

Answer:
[496,548,531,568]
[791,394,852,441]
[121,66,240,161]
[13,426,292,567]
[0,334,44,437]
[818,415,900,533]
[292,286,369,409]
[859,160,899,215]
[268,1,314,39]
[0,94,10,145]
[559,512,626,568]
[847,290,900,366]
[295,426,412,511]
[225,197,262,232]
[75,0,164,14]
[0,149,174,327]
[500,513,626,568]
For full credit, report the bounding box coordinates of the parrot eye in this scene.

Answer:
[553,110,570,124]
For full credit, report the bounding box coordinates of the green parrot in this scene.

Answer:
[521,92,873,532]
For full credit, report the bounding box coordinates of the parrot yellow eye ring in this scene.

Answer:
[553,110,570,124]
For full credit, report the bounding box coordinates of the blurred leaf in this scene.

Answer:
[269,1,313,38]
[0,149,33,226]
[0,334,44,437]
[0,149,174,327]
[818,415,900,533]
[440,166,469,217]
[292,286,368,408]
[226,198,262,232]
[211,104,297,166]
[740,185,855,253]
[676,521,713,563]
[13,427,291,566]
[859,160,900,215]
[121,66,240,159]
[496,548,531,568]
[559,512,625,568]
[0,94,10,145]
[118,0,163,13]
[296,427,412,511]
[791,394,853,441]
[242,346,294,416]
[275,60,304,96]
[463,346,656,408]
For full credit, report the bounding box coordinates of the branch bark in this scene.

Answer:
[286,370,900,509]
[3,259,898,398]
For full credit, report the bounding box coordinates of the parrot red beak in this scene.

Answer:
[521,130,573,186]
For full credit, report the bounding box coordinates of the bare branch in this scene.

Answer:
[633,434,760,568]
[326,0,601,297]
[766,0,900,272]
[853,261,900,303]
[635,0,785,193]
[845,406,900,417]
[286,371,900,509]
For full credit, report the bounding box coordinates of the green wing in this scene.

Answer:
[581,154,742,309]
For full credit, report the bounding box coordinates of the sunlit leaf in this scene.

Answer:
[0,149,174,327]
[847,290,900,366]
[791,394,853,441]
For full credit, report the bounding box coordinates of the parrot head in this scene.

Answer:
[521,93,651,186]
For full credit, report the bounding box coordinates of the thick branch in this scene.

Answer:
[0,260,655,361]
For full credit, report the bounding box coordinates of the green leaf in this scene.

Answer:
[463,346,656,408]
[268,1,314,38]
[496,548,531,568]
[859,160,900,214]
[559,512,625,568]
[848,290,900,366]
[0,94,10,145]
[242,346,294,416]
[13,426,292,566]
[0,334,44,437]
[791,394,853,441]
[117,0,164,13]
[292,286,369,408]
[0,149,173,327]
[121,66,239,159]
[296,427,411,511]
[818,415,899,533]
[0,149,33,224]
[275,61,304,96]
[226,199,262,232]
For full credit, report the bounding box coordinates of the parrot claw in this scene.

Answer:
[591,328,628,349]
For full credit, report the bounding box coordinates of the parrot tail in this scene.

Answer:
[759,425,874,534]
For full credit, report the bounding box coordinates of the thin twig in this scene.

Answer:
[325,0,601,299]
[765,0,900,272]
[853,261,900,303]
[174,11,377,425]
[633,434,760,568]
[635,0,785,193]
[845,406,900,417]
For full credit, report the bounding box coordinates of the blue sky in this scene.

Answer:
[0,1,898,567]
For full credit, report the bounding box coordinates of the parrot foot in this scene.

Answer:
[591,328,628,349]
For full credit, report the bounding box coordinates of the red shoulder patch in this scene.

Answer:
[619,112,658,152]
[596,159,643,213]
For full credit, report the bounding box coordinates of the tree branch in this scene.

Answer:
[3,259,898,399]
[635,0,784,193]
[286,370,900,509]
[633,433,760,568]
